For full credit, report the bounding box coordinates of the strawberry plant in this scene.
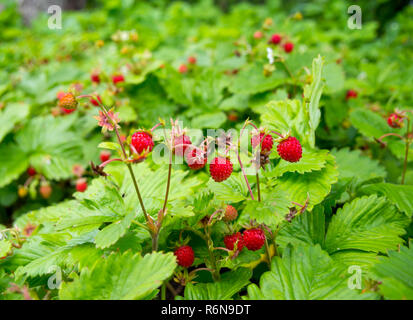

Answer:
[0,0,412,302]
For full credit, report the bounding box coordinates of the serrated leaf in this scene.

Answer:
[0,240,12,258]
[0,103,30,142]
[350,108,390,138]
[207,172,248,203]
[59,251,177,300]
[95,211,136,249]
[0,143,28,188]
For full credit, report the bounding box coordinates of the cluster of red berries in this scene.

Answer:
[387,112,404,128]
[346,89,358,100]
[224,228,265,252]
[268,33,294,53]
[178,56,197,74]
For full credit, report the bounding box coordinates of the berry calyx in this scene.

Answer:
[58,93,78,110]
[185,146,207,170]
[270,33,282,44]
[243,228,265,251]
[178,64,188,73]
[277,136,302,162]
[346,89,358,100]
[283,42,294,53]
[27,167,37,176]
[223,205,238,222]
[224,232,244,251]
[39,183,52,199]
[112,74,125,85]
[174,134,192,157]
[100,150,111,163]
[387,113,404,128]
[174,245,195,268]
[187,56,197,65]
[251,132,273,156]
[131,130,154,154]
[209,157,233,182]
[76,178,88,192]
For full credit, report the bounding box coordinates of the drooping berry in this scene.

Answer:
[100,150,111,163]
[27,167,37,176]
[387,113,404,128]
[277,136,302,162]
[58,93,78,110]
[178,64,188,73]
[174,245,195,268]
[346,89,358,100]
[91,73,100,84]
[76,178,88,192]
[185,146,207,170]
[251,132,274,156]
[283,42,294,53]
[90,95,102,106]
[187,56,197,65]
[243,228,265,251]
[270,34,282,44]
[224,232,244,251]
[174,134,192,157]
[131,131,154,154]
[112,74,125,85]
[39,183,52,199]
[254,31,263,39]
[209,157,233,182]
[223,205,238,222]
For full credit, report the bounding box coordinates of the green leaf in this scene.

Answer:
[350,109,390,139]
[0,102,30,142]
[325,195,409,255]
[372,241,413,300]
[0,240,12,258]
[360,183,413,217]
[59,251,177,300]
[180,268,251,300]
[246,244,375,300]
[0,143,28,188]
[322,62,344,93]
[95,211,136,249]
[98,142,122,153]
[191,112,227,129]
[207,172,248,203]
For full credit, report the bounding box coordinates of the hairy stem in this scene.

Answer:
[256,172,261,202]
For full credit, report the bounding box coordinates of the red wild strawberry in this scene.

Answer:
[174,245,194,268]
[243,228,265,251]
[56,91,66,100]
[90,95,102,106]
[100,150,111,163]
[39,183,52,199]
[387,113,404,128]
[224,232,244,251]
[76,178,88,192]
[223,205,238,222]
[270,34,282,44]
[209,157,233,182]
[346,89,358,100]
[112,74,125,85]
[174,134,192,156]
[27,167,37,176]
[227,112,238,122]
[91,73,100,84]
[58,93,78,110]
[283,42,294,53]
[131,131,154,154]
[277,136,302,162]
[187,56,197,65]
[254,31,263,39]
[178,64,188,73]
[61,108,75,114]
[185,146,207,170]
[251,132,273,156]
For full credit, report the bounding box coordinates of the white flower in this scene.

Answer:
[266,47,274,65]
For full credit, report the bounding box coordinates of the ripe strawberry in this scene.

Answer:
[178,64,188,73]
[224,232,244,251]
[187,56,197,65]
[131,131,154,154]
[387,113,404,128]
[58,93,78,110]
[174,134,192,156]
[90,95,102,106]
[270,33,282,44]
[346,89,358,100]
[112,74,125,85]
[27,167,37,176]
[185,146,207,170]
[61,107,75,114]
[174,245,194,268]
[91,73,100,84]
[39,183,52,199]
[209,157,233,182]
[283,42,294,53]
[243,228,265,251]
[251,132,273,156]
[254,31,263,39]
[100,150,111,163]
[277,136,302,162]
[223,205,238,222]
[76,178,88,192]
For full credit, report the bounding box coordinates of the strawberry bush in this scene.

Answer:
[0,0,412,301]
